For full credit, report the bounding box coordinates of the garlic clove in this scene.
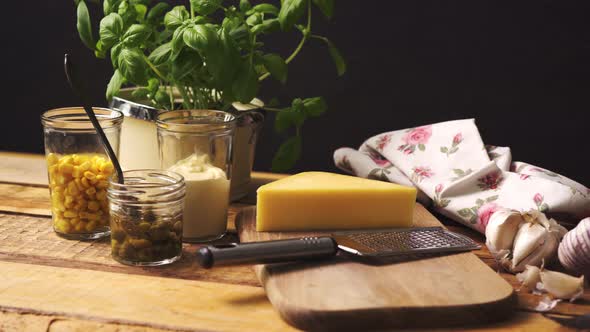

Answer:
[485,209,523,254]
[539,270,584,301]
[511,221,547,269]
[512,233,560,272]
[516,265,541,290]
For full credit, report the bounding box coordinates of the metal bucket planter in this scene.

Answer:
[109,90,264,201]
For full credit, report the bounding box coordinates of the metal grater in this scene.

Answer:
[198,226,481,268]
[332,227,480,257]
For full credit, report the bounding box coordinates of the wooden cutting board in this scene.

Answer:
[236,204,516,331]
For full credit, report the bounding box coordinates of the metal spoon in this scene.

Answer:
[63,53,124,184]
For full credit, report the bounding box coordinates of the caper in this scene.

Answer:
[129,238,152,249]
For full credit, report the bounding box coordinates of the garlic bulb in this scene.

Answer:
[485,209,567,273]
[538,270,584,302]
[516,265,541,290]
[558,217,590,276]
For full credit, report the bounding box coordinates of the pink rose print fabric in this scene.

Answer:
[333,119,590,234]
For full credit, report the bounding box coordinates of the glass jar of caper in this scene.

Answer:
[107,170,185,266]
[41,107,123,240]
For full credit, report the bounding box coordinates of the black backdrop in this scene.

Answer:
[2,1,589,185]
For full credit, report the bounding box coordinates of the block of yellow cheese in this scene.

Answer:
[256,172,417,231]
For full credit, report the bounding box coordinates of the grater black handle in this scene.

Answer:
[197,237,338,268]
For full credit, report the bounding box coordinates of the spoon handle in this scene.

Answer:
[63,54,124,184]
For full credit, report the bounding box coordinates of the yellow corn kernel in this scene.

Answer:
[76,200,87,211]
[85,187,97,196]
[65,195,74,204]
[58,163,74,174]
[79,161,91,172]
[85,212,100,221]
[70,217,81,226]
[72,166,82,178]
[95,190,107,201]
[83,171,96,180]
[81,177,90,188]
[102,162,114,174]
[48,164,58,175]
[87,200,100,212]
[67,181,79,196]
[96,174,105,181]
[75,221,86,232]
[52,185,65,194]
[64,210,77,218]
[96,181,109,190]
[85,220,98,232]
[46,153,59,165]
[52,191,63,202]
[74,178,84,191]
[59,155,73,165]
[54,218,71,233]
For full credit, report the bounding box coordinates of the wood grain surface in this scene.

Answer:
[237,206,518,331]
[0,152,588,331]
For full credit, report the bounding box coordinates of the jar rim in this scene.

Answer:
[155,109,236,134]
[41,107,124,130]
[107,169,186,205]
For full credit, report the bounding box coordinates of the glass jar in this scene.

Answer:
[41,107,123,240]
[107,170,185,266]
[156,110,236,243]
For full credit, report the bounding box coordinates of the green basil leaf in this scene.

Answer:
[239,0,251,12]
[191,0,222,16]
[164,6,189,30]
[110,43,122,67]
[327,39,346,76]
[271,136,302,172]
[247,3,279,16]
[261,53,287,84]
[94,40,107,58]
[183,24,215,53]
[302,97,327,117]
[232,62,259,103]
[134,4,148,22]
[246,13,262,26]
[171,26,186,53]
[147,3,170,25]
[147,78,159,93]
[217,29,240,88]
[148,42,172,65]
[117,48,148,85]
[278,0,306,31]
[122,24,151,46]
[76,1,96,51]
[251,19,280,34]
[312,0,333,19]
[106,69,125,101]
[275,108,305,133]
[131,87,150,100]
[117,1,137,26]
[155,90,171,108]
[99,13,124,49]
[103,0,122,15]
[171,49,203,81]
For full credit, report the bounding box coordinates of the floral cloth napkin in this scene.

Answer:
[333,119,590,234]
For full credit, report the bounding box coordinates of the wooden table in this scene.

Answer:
[0,151,587,331]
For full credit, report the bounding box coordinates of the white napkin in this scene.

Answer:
[334,119,590,233]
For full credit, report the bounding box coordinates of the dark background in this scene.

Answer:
[2,1,589,185]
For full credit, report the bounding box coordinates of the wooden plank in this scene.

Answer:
[237,205,517,330]
[0,212,259,287]
[0,152,47,186]
[0,261,296,332]
[0,184,51,216]
[0,309,578,332]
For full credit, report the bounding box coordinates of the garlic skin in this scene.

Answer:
[485,209,567,273]
[558,217,590,276]
[516,265,541,290]
[538,270,584,302]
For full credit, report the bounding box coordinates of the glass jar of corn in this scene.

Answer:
[41,107,123,240]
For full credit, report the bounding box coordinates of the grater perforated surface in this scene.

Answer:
[337,227,480,256]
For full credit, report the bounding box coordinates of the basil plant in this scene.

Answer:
[75,0,345,171]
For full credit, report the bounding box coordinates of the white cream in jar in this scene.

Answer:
[168,154,230,241]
